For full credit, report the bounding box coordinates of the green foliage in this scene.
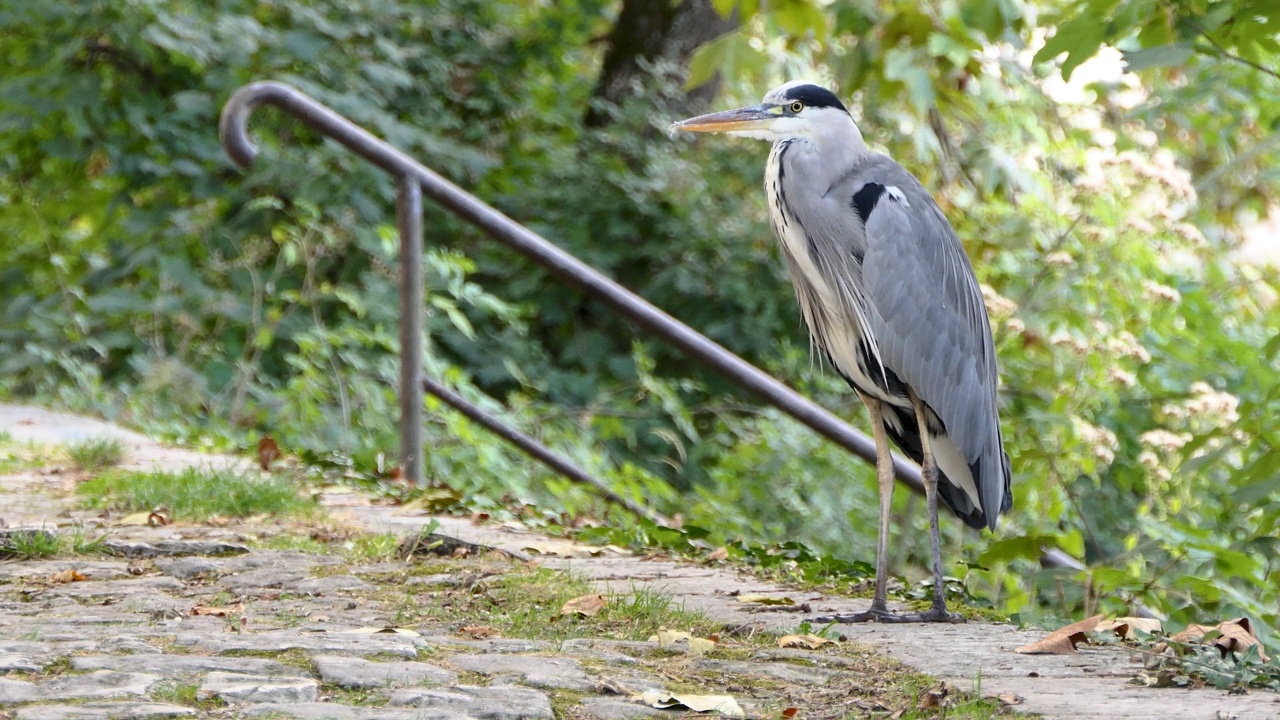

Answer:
[79,467,315,520]
[2,0,1279,649]
[65,436,127,471]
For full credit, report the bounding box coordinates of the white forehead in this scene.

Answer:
[762,80,821,104]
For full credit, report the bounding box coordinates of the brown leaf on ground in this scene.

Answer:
[917,690,944,709]
[148,506,171,526]
[49,569,87,584]
[556,593,606,619]
[778,634,834,649]
[461,625,500,639]
[1171,623,1215,643]
[705,546,728,562]
[191,603,245,617]
[1014,614,1103,654]
[1096,616,1163,638]
[781,709,798,718]
[257,436,280,470]
[1214,618,1270,661]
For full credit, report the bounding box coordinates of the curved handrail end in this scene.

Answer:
[219,81,298,169]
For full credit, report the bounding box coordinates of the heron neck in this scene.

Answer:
[779,119,869,191]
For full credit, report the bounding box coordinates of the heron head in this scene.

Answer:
[671,81,852,142]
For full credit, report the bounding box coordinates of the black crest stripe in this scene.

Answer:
[783,84,847,112]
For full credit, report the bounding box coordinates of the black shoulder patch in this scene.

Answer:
[851,183,885,224]
[783,84,847,112]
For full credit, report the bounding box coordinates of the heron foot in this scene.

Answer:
[807,606,894,624]
[874,607,967,624]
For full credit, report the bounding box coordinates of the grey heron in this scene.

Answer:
[673,82,1011,623]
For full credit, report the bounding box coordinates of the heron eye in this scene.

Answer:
[789,101,804,113]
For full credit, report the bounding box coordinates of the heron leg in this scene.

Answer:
[909,391,963,622]
[808,391,965,626]
[807,391,895,624]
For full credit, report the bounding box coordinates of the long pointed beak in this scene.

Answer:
[670,104,776,134]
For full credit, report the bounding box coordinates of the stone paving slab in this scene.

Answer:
[2,404,1280,720]
[70,654,311,677]
[313,655,457,688]
[386,684,554,719]
[13,702,195,720]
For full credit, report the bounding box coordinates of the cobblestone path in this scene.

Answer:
[2,405,1279,719]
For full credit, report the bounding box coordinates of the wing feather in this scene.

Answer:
[857,167,1007,522]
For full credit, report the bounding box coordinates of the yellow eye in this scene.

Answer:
[790,101,804,113]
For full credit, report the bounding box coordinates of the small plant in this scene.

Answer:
[65,436,127,472]
[0,528,60,559]
[78,467,316,522]
[66,524,109,554]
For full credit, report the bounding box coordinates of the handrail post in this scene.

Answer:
[397,177,425,487]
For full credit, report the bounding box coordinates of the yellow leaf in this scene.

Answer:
[689,637,716,656]
[777,634,834,649]
[637,689,745,717]
[652,630,692,647]
[735,594,794,606]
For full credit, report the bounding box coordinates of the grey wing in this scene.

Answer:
[860,180,1008,522]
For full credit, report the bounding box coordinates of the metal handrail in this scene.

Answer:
[218,81,1080,570]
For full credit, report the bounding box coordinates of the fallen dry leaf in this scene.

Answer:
[1214,618,1269,662]
[781,709,798,718]
[688,637,716,657]
[49,569,87,584]
[705,547,728,562]
[147,507,171,526]
[556,594,606,619]
[1015,614,1103,655]
[918,690,943,709]
[1096,616,1163,639]
[1171,623,1215,644]
[115,511,154,526]
[191,603,245,617]
[778,634,835,649]
[637,689,745,717]
[522,540,629,558]
[651,630,692,647]
[735,594,794,606]
[461,625,500,639]
[257,436,281,470]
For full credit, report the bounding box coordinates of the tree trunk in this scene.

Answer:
[585,0,736,128]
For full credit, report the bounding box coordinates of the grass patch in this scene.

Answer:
[151,679,225,710]
[65,436,127,471]
[0,439,50,474]
[376,563,713,643]
[258,530,403,563]
[78,467,316,522]
[0,528,60,559]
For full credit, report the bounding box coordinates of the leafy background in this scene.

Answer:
[1,0,1277,642]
